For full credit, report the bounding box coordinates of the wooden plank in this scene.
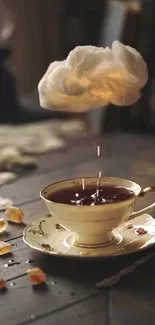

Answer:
[109,257,155,325]
[0,132,105,206]
[3,239,155,325]
[0,163,82,205]
[0,276,100,325]
[33,295,106,325]
[30,132,130,176]
[1,133,155,207]
[31,136,97,174]
[0,155,113,206]
[1,238,155,325]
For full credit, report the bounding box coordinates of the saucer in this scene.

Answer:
[23,213,155,258]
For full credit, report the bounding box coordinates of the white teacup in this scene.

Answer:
[40,177,155,248]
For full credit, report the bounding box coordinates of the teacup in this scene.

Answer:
[40,177,155,248]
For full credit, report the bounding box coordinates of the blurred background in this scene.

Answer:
[1,0,155,133]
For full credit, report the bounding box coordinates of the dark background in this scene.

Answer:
[1,0,155,132]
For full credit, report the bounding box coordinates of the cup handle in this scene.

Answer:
[129,187,155,221]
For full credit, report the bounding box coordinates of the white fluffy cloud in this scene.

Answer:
[38,41,148,112]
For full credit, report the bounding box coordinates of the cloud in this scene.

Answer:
[38,41,148,112]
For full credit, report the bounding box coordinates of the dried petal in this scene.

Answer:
[0,197,13,211]
[0,278,6,289]
[0,241,11,255]
[5,206,24,223]
[136,227,147,235]
[126,223,133,229]
[27,267,46,285]
[0,218,8,233]
[0,172,16,186]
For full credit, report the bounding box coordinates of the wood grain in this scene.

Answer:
[1,237,155,325]
[109,257,155,325]
[1,133,155,206]
[32,136,98,174]
[0,276,100,325]
[33,295,106,325]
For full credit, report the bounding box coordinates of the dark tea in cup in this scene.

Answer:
[47,185,134,206]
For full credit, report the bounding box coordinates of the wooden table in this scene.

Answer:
[1,132,155,325]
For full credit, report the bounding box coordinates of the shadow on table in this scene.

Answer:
[31,245,155,288]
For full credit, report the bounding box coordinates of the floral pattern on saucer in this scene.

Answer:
[23,214,155,258]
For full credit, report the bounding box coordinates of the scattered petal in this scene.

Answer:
[136,227,147,235]
[0,172,16,186]
[0,147,37,174]
[27,267,46,285]
[0,278,6,289]
[0,197,13,211]
[126,223,133,229]
[0,242,11,255]
[5,206,24,223]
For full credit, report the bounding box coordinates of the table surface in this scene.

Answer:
[1,131,155,325]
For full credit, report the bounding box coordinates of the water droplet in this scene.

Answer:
[30,314,36,320]
[82,178,85,190]
[26,260,34,264]
[97,145,101,156]
[10,282,15,287]
[52,280,57,285]
[4,264,8,268]
[5,261,20,267]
